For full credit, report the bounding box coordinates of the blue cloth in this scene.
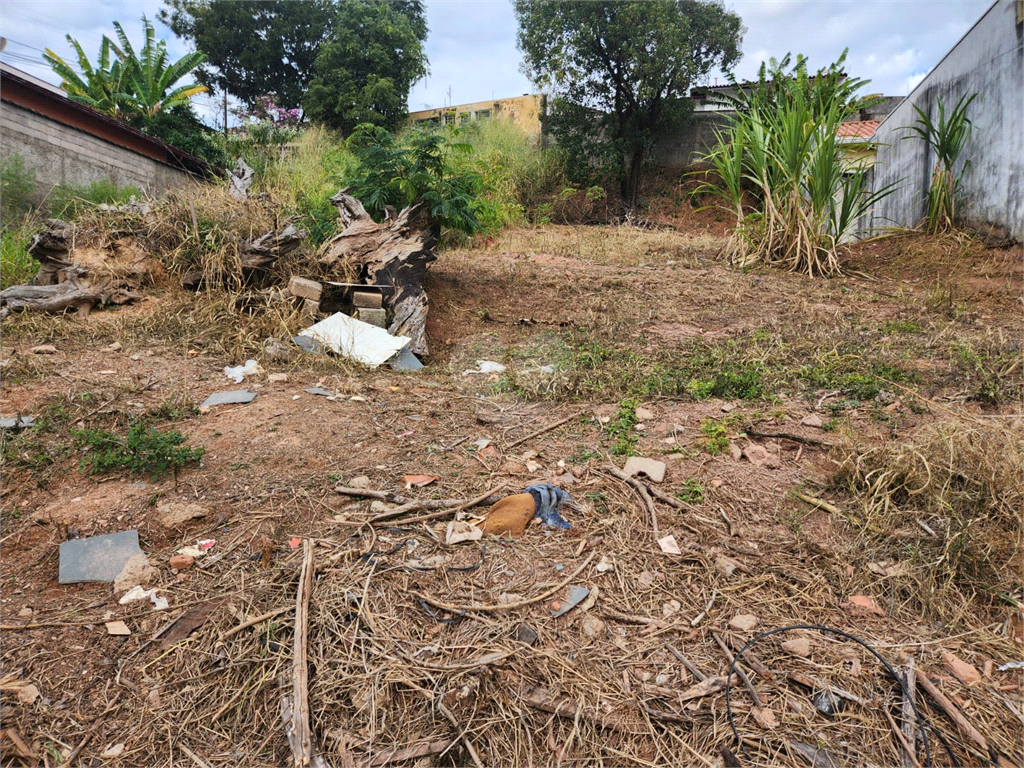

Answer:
[525,483,572,529]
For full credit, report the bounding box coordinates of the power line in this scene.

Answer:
[3,38,46,54]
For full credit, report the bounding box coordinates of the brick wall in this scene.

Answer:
[651,112,733,171]
[0,101,198,205]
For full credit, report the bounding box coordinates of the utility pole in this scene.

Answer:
[222,87,228,145]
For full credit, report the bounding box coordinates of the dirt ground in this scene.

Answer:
[1,224,1021,768]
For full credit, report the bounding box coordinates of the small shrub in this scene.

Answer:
[74,423,204,479]
[676,479,705,503]
[1,154,36,222]
[699,418,731,455]
[606,398,639,456]
[1,223,40,289]
[50,178,143,219]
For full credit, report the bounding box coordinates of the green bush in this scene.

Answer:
[50,178,143,219]
[1,154,36,222]
[74,423,204,479]
[346,123,489,236]
[0,224,40,289]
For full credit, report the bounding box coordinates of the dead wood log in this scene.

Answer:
[0,280,103,315]
[320,190,438,356]
[240,223,305,270]
[27,219,76,285]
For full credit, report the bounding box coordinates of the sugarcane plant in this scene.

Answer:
[904,93,977,234]
[699,51,897,277]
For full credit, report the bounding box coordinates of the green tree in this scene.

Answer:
[159,0,337,111]
[514,0,743,209]
[303,1,428,134]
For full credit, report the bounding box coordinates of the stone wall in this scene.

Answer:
[0,101,198,205]
[651,112,733,171]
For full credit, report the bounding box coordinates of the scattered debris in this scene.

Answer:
[849,594,886,617]
[635,406,654,421]
[751,706,779,730]
[464,360,507,376]
[728,613,759,631]
[113,554,159,594]
[390,346,424,371]
[268,372,289,383]
[200,389,257,409]
[657,534,682,555]
[296,312,411,368]
[595,555,615,573]
[715,556,739,578]
[403,474,438,488]
[942,651,982,684]
[169,553,195,570]
[552,585,590,618]
[526,483,573,529]
[482,493,537,536]
[445,521,483,545]
[348,476,373,490]
[58,530,145,584]
[622,456,667,483]
[101,743,126,759]
[157,501,207,528]
[997,660,1024,671]
[159,599,225,647]
[582,615,606,637]
[304,387,338,398]
[662,599,681,617]
[813,689,843,717]
[514,623,539,646]
[118,586,169,611]
[801,414,824,428]
[224,359,263,383]
[0,415,35,431]
[1,679,41,706]
[228,158,254,200]
[105,620,131,636]
[30,345,57,355]
[782,638,812,657]
[743,444,780,469]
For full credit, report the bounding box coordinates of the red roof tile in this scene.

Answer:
[837,120,880,138]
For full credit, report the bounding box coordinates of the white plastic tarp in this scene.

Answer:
[296,312,410,368]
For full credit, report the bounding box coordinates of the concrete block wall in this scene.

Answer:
[651,112,733,171]
[0,101,197,205]
[865,0,1024,240]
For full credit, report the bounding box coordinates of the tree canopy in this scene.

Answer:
[158,0,336,111]
[303,1,428,134]
[514,0,743,209]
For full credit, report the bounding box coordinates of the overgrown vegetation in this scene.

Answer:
[904,93,977,234]
[74,422,204,479]
[1,155,40,289]
[702,52,896,276]
[50,178,144,220]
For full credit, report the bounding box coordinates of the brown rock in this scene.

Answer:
[31,344,57,355]
[848,594,886,616]
[729,613,758,631]
[743,444,779,469]
[157,501,207,528]
[169,553,195,570]
[782,638,812,657]
[800,414,824,428]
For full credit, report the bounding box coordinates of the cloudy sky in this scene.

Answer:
[0,0,991,123]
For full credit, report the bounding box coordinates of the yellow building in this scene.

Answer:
[408,94,544,139]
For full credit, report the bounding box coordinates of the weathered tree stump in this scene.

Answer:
[320,191,438,356]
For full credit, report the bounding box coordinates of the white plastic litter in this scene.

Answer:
[224,359,262,383]
[998,660,1024,671]
[463,360,506,376]
[296,313,410,368]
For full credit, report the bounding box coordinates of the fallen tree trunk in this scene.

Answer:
[0,280,103,315]
[320,191,438,356]
[27,219,76,285]
[240,223,305,270]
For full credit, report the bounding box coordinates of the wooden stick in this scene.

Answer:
[437,701,485,768]
[665,643,708,682]
[725,633,775,680]
[712,631,763,707]
[179,743,212,768]
[374,483,507,526]
[506,409,584,450]
[368,739,454,767]
[412,553,595,613]
[884,707,923,768]
[215,606,293,646]
[914,671,989,752]
[602,466,659,537]
[787,671,871,708]
[288,539,315,767]
[522,685,639,734]
[796,492,841,515]
[900,656,918,768]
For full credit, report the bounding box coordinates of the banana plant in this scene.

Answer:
[108,16,208,117]
[43,35,132,117]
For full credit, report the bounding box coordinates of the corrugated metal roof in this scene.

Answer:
[837,120,881,138]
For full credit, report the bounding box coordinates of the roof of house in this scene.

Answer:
[836,120,881,138]
[0,62,217,179]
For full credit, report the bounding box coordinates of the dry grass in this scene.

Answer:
[478,225,726,267]
[834,416,1024,617]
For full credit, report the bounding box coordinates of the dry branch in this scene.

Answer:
[602,466,659,537]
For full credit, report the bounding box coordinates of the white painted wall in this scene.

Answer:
[865,0,1024,240]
